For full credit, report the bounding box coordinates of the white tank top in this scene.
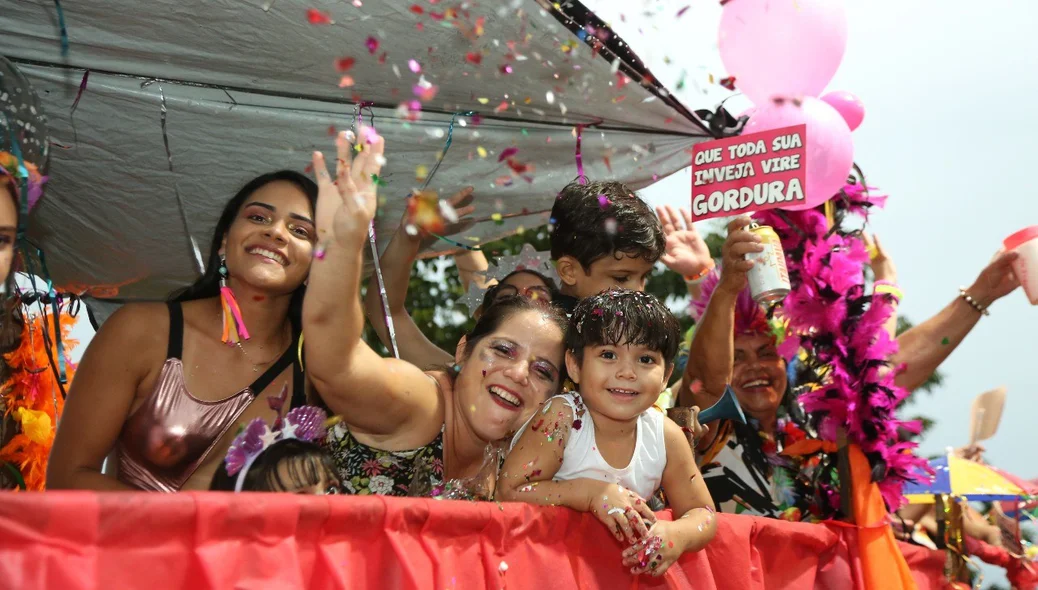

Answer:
[512,392,667,500]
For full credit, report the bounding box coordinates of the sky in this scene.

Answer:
[592,1,1036,582]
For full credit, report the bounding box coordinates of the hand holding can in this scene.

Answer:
[718,216,763,295]
[745,221,791,304]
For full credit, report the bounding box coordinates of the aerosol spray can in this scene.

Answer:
[745,221,790,304]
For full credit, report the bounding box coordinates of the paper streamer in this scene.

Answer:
[18,248,68,392]
[2,113,31,240]
[574,124,587,184]
[351,102,400,359]
[154,83,205,274]
[69,70,89,145]
[52,0,69,57]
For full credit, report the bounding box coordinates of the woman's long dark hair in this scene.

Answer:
[171,170,318,327]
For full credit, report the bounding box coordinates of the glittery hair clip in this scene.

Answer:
[224,402,329,492]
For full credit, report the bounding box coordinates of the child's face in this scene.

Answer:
[562,252,654,299]
[565,342,672,422]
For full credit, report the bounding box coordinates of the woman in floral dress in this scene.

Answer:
[304,130,567,496]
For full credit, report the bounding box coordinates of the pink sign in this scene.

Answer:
[691,125,807,221]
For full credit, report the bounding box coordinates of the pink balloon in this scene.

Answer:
[719,0,848,106]
[744,97,854,211]
[821,91,865,131]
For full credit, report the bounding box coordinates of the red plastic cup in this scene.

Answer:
[1004,225,1038,305]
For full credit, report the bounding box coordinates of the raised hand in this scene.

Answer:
[864,233,897,283]
[656,205,713,279]
[968,249,1021,307]
[414,186,477,253]
[312,127,385,248]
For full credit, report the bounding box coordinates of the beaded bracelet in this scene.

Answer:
[958,287,990,316]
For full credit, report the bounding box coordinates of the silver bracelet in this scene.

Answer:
[958,287,990,317]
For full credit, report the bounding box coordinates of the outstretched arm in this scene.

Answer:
[304,129,439,434]
[891,250,1019,391]
[679,216,761,409]
[864,233,900,340]
[621,418,716,576]
[363,187,475,369]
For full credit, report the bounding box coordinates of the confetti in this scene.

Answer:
[498,146,518,162]
[408,59,421,73]
[604,218,618,234]
[545,90,555,104]
[413,79,438,101]
[719,76,737,91]
[338,75,355,88]
[491,213,504,224]
[476,97,489,104]
[336,57,356,72]
[307,8,332,24]
[415,164,429,181]
[477,146,488,158]
[409,3,424,14]
[407,189,447,233]
[494,100,509,113]
[465,51,483,65]
[365,36,379,54]
[941,337,950,345]
[499,64,514,75]
[498,561,508,573]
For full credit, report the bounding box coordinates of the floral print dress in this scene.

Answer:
[325,421,445,496]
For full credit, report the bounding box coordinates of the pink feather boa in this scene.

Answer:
[755,183,931,511]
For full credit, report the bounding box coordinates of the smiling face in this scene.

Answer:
[566,342,671,423]
[0,183,16,283]
[220,180,315,295]
[454,308,565,442]
[731,333,787,422]
[558,252,655,299]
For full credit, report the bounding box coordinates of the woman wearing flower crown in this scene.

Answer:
[304,129,567,496]
[49,170,318,491]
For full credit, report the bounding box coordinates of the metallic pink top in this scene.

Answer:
[115,302,302,492]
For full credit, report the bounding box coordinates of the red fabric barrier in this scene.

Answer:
[0,493,945,590]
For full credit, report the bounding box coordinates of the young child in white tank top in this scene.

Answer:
[500,289,716,577]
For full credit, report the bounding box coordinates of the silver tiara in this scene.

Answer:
[456,244,558,315]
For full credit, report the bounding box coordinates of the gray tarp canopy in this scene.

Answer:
[1,0,715,318]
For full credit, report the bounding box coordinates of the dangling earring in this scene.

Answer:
[218,255,250,345]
